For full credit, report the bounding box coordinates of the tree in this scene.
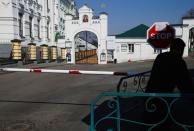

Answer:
[183,8,194,18]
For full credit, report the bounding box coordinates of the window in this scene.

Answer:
[19,13,23,37]
[55,25,58,31]
[37,19,40,39]
[154,49,162,54]
[121,44,127,52]
[71,5,73,10]
[47,0,49,12]
[29,16,33,38]
[47,22,49,39]
[128,44,134,53]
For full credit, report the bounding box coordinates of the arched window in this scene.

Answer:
[18,13,23,37]
[29,16,33,38]
[83,15,88,22]
[37,19,41,39]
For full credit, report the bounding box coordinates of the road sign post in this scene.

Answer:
[147,22,175,49]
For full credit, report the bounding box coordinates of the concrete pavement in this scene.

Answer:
[0,58,193,131]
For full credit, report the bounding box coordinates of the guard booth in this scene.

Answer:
[27,43,36,61]
[11,39,22,61]
[20,43,36,64]
[36,44,49,63]
[49,46,57,62]
[60,48,66,61]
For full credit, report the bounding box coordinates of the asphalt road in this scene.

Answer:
[0,58,193,131]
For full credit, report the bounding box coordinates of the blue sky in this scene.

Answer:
[75,0,194,35]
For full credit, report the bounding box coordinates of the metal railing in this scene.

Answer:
[89,71,194,131]
[117,70,151,92]
[89,92,194,131]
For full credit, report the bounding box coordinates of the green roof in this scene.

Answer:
[116,24,149,38]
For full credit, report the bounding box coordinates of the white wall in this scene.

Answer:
[0,0,16,41]
[112,36,188,63]
[114,38,160,63]
[183,19,194,25]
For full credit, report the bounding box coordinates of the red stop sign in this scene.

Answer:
[147,22,175,49]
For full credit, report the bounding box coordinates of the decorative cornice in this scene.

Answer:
[11,39,22,43]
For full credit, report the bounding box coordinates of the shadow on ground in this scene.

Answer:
[82,69,194,131]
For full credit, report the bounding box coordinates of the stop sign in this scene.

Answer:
[147,22,175,49]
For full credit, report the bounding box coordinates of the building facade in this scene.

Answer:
[54,0,77,39]
[107,18,194,63]
[0,0,77,58]
[0,2,193,64]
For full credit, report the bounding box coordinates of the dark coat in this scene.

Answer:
[146,52,194,93]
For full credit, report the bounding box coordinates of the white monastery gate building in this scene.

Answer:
[58,4,108,64]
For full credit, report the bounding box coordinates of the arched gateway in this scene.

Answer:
[62,4,108,64]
